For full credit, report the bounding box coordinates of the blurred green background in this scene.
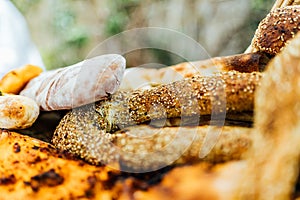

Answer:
[11,0,274,70]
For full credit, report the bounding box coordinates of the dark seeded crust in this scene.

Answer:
[253,6,300,55]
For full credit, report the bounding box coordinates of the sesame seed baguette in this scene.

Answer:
[57,71,262,134]
[53,124,251,172]
[113,125,251,172]
[120,52,267,91]
[53,71,261,169]
[109,72,261,132]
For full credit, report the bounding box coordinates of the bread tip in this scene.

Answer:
[253,5,300,56]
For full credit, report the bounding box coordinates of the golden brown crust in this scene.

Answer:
[0,129,248,200]
[120,53,266,91]
[0,130,122,200]
[133,161,246,200]
[0,65,43,94]
[237,32,300,199]
[253,6,300,55]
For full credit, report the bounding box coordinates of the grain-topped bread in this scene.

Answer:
[252,6,300,56]
[120,52,266,91]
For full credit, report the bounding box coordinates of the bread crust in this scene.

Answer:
[120,53,266,91]
[0,130,120,200]
[0,65,43,94]
[237,32,300,200]
[252,6,300,55]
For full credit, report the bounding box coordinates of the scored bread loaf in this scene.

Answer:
[20,54,126,111]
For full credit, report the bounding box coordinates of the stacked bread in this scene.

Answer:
[0,2,300,199]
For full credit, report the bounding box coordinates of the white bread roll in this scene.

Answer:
[20,54,126,111]
[0,94,39,129]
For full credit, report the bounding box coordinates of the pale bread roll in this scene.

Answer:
[0,94,39,129]
[20,54,125,111]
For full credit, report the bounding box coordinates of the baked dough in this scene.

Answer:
[20,54,126,111]
[0,94,39,129]
[0,65,43,94]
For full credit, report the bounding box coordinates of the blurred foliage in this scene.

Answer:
[11,0,41,13]
[45,3,89,69]
[12,0,89,69]
[11,0,274,70]
[105,0,140,35]
[250,0,274,29]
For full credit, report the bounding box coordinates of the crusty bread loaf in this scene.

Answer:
[0,130,120,200]
[0,94,39,129]
[20,54,126,111]
[237,32,300,200]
